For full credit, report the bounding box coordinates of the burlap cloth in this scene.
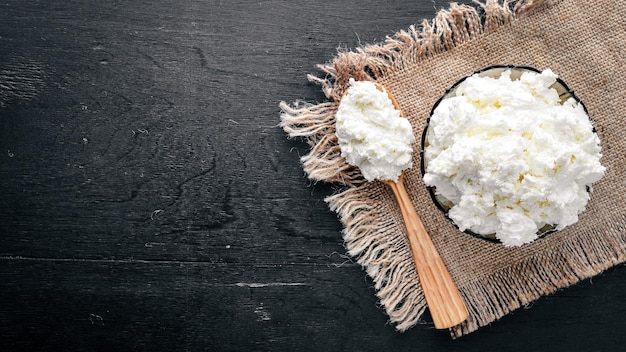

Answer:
[280,0,626,337]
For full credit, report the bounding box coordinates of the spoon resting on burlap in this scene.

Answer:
[335,79,468,329]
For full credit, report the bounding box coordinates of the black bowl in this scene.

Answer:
[419,65,588,242]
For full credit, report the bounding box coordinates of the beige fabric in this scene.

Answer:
[280,0,626,337]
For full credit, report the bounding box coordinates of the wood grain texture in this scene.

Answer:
[1,0,626,351]
[387,178,469,329]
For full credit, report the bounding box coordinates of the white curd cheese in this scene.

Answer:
[423,68,605,247]
[336,79,415,182]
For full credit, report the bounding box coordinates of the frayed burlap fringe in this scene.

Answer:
[280,0,626,337]
[294,0,560,104]
[326,187,427,331]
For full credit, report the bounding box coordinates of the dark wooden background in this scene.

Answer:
[1,0,625,350]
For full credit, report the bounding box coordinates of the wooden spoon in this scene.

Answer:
[378,84,469,329]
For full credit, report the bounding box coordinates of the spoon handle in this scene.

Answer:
[386,177,469,329]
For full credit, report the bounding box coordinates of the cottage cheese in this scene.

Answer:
[423,68,605,247]
[336,79,415,182]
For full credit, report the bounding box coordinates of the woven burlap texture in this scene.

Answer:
[280,0,626,337]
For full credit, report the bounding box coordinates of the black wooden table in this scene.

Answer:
[1,1,625,350]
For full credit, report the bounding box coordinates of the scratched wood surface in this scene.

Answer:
[1,0,626,351]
